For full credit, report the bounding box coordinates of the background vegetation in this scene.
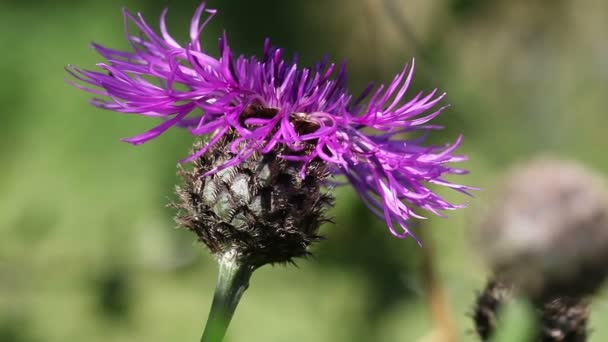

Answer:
[1,0,607,341]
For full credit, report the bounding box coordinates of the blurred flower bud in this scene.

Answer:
[475,157,608,300]
[473,280,513,341]
[539,297,589,342]
[473,280,589,342]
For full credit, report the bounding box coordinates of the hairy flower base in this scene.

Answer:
[173,132,333,267]
[68,2,474,240]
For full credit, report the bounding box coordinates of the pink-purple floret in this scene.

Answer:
[66,3,475,241]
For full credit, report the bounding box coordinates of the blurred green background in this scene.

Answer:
[1,0,607,341]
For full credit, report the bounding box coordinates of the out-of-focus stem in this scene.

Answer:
[418,228,458,342]
[200,251,253,342]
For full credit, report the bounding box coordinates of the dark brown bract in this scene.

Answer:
[539,297,589,342]
[473,280,513,341]
[473,280,590,342]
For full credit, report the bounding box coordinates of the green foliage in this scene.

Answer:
[0,1,607,341]
[492,300,536,342]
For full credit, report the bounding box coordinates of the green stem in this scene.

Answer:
[200,251,254,342]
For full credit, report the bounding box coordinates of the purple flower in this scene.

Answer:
[67,3,474,241]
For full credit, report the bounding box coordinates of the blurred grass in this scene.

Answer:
[1,0,608,341]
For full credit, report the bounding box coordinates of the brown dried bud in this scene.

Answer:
[473,280,514,341]
[475,157,608,299]
[172,132,334,268]
[539,297,589,342]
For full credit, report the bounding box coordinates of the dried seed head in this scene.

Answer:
[173,132,334,268]
[475,157,608,299]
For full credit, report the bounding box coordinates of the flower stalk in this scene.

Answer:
[201,251,254,342]
[418,228,457,342]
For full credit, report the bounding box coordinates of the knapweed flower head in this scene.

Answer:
[67,3,473,242]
